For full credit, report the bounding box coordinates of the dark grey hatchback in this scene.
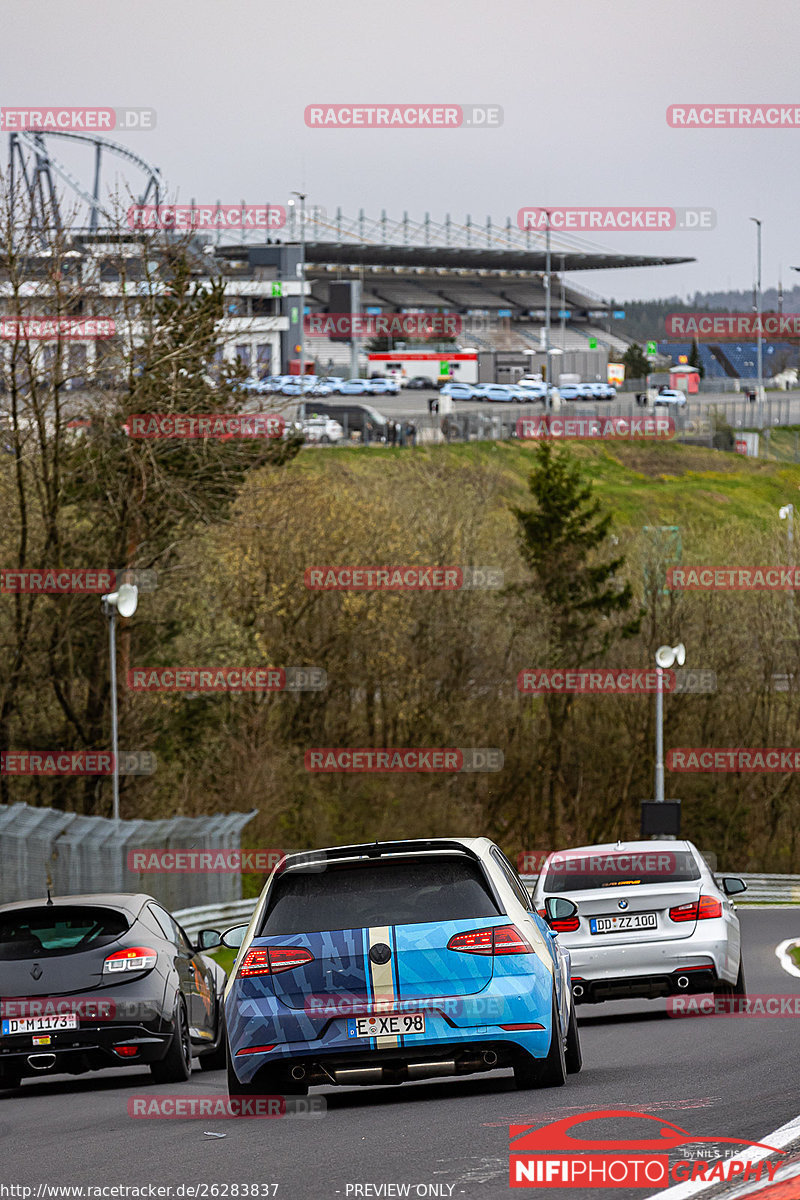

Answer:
[0,893,227,1091]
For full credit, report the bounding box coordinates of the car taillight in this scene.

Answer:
[447,925,533,955]
[550,914,580,933]
[239,946,315,977]
[103,947,157,974]
[669,896,722,923]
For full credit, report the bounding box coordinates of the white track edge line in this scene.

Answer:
[644,1108,800,1199]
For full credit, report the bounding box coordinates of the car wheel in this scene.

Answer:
[733,959,746,996]
[320,435,330,444]
[0,1069,22,1092]
[150,997,192,1084]
[199,1000,228,1072]
[514,992,567,1089]
[565,1002,583,1074]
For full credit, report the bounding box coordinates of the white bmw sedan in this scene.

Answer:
[530,840,746,1005]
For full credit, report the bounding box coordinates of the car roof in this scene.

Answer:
[0,892,155,915]
[543,839,696,857]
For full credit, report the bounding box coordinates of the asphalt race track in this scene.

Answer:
[2,909,799,1200]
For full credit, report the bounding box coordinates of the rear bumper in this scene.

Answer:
[231,1036,547,1089]
[567,926,737,1002]
[0,1024,172,1080]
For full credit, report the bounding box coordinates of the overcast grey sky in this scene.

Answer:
[4,0,798,301]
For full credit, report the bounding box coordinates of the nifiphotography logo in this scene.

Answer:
[508,1109,783,1188]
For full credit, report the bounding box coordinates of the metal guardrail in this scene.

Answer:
[175,873,800,938]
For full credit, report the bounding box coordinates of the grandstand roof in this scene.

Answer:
[218,242,694,273]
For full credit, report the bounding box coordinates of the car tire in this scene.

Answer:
[514,993,567,1089]
[320,435,330,444]
[0,1069,22,1092]
[714,957,746,999]
[199,1000,228,1072]
[150,997,192,1084]
[565,1002,583,1074]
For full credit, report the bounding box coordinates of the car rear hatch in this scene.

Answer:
[247,853,505,1010]
[0,904,134,997]
[540,848,705,946]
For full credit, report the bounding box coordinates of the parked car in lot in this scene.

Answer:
[483,384,519,403]
[557,385,581,401]
[208,837,582,1096]
[654,388,687,407]
[531,840,746,1005]
[321,377,345,392]
[405,376,436,390]
[516,381,548,402]
[339,378,371,395]
[296,416,344,443]
[0,893,227,1091]
[440,382,476,400]
[366,378,400,395]
[303,402,388,442]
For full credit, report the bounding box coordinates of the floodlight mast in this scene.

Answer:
[100,584,139,822]
[654,643,685,802]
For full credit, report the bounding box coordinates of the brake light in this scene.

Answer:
[669,896,722,923]
[103,947,157,974]
[550,914,580,933]
[239,946,315,977]
[447,925,533,955]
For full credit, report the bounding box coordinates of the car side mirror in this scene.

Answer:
[195,928,222,950]
[544,897,578,925]
[221,924,249,949]
[721,877,747,896]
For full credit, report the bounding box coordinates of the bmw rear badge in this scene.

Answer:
[618,900,628,910]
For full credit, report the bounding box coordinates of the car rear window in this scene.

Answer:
[260,855,500,935]
[0,906,129,959]
[542,849,701,892]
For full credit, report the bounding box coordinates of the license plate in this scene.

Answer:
[590,913,657,934]
[346,1013,426,1038]
[1,1014,78,1036]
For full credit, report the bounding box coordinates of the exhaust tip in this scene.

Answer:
[483,1051,498,1066]
[27,1053,56,1070]
[290,1065,306,1080]
[572,984,584,998]
[677,976,690,989]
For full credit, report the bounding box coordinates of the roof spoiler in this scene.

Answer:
[276,839,479,873]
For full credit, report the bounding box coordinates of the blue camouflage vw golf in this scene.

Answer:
[203,838,583,1095]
